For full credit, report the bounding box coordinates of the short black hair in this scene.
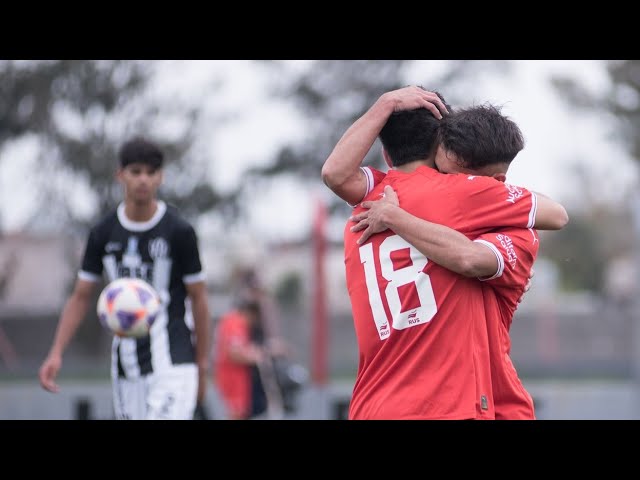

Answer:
[119,137,164,169]
[238,300,262,318]
[379,89,452,168]
[437,103,524,170]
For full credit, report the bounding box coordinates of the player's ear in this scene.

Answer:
[493,172,507,183]
[382,148,393,168]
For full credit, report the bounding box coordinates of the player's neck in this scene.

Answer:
[395,159,434,173]
[123,199,159,222]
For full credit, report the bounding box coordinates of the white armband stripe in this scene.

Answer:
[183,271,206,284]
[474,240,504,281]
[528,193,538,229]
[348,166,375,208]
[78,270,102,282]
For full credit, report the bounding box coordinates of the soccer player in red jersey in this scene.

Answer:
[322,87,567,419]
[349,104,568,419]
[354,186,542,419]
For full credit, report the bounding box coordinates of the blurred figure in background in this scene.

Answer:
[214,300,272,419]
[233,267,282,339]
[38,137,211,420]
[234,266,308,412]
[213,297,305,420]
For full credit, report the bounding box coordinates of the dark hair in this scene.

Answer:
[238,300,262,318]
[437,103,524,170]
[118,137,164,169]
[379,89,452,168]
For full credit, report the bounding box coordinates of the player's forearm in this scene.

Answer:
[383,205,498,277]
[533,192,569,230]
[321,94,396,204]
[229,344,263,365]
[49,294,91,358]
[191,291,210,370]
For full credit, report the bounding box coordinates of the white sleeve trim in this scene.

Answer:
[347,166,375,208]
[527,192,538,229]
[473,240,504,281]
[183,271,206,284]
[78,270,102,282]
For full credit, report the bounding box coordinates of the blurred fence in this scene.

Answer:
[1,294,636,382]
[1,293,640,419]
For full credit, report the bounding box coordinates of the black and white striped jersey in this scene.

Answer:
[79,200,206,379]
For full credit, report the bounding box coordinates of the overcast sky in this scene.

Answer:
[1,60,637,242]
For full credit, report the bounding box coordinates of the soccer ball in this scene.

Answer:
[97,278,161,338]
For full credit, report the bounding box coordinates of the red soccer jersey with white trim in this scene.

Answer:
[348,166,388,207]
[475,227,540,419]
[345,166,537,419]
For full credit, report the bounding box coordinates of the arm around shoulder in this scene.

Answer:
[321,93,397,205]
[534,192,569,230]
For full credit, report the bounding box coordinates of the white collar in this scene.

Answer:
[117,200,167,232]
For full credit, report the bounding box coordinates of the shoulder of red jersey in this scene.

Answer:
[349,166,388,207]
[474,227,539,281]
[448,174,533,203]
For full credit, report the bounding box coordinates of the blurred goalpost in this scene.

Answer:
[311,197,328,387]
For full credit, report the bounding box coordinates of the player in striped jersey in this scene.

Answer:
[38,137,211,420]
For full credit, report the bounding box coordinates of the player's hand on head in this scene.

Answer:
[387,86,449,119]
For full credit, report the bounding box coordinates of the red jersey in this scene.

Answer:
[345,166,537,419]
[349,166,388,207]
[213,310,252,419]
[475,227,540,419]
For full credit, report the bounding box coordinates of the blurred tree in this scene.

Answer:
[552,60,640,162]
[539,208,628,292]
[0,60,225,355]
[550,61,640,292]
[0,60,220,235]
[540,162,633,292]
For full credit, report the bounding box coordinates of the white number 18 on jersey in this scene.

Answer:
[359,235,438,340]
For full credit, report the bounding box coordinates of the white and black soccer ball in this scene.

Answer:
[97,278,161,338]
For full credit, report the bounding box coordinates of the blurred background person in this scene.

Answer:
[233,266,284,340]
[212,296,305,420]
[214,300,272,419]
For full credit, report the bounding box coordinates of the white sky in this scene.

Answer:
[1,60,637,241]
